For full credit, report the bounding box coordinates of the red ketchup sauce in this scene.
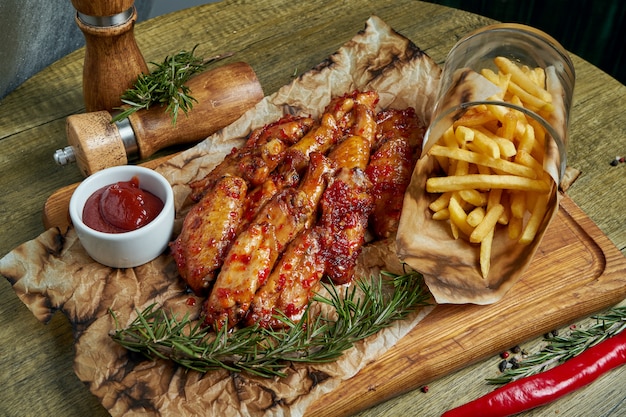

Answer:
[82,176,164,233]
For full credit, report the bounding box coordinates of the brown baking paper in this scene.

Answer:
[396,66,563,305]
[0,16,439,417]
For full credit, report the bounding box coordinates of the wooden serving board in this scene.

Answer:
[44,171,626,417]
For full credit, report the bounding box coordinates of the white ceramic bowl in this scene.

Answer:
[69,165,175,268]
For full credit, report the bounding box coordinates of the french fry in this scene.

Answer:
[500,112,518,140]
[517,123,536,154]
[473,127,518,158]
[454,109,497,127]
[509,191,526,219]
[448,194,474,237]
[533,67,546,88]
[508,216,523,240]
[480,68,510,99]
[432,208,450,221]
[507,79,555,112]
[515,150,545,178]
[466,206,485,227]
[480,228,495,278]
[428,145,535,178]
[429,191,452,212]
[470,204,504,243]
[460,189,488,207]
[426,174,551,193]
[426,55,557,278]
[519,192,551,244]
[470,128,500,158]
[455,125,474,146]
[494,56,552,103]
[488,188,509,225]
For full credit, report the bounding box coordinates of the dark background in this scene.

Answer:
[422,0,626,84]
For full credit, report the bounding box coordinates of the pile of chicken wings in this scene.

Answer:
[170,90,425,330]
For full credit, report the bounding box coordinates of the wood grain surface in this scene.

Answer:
[1,1,625,417]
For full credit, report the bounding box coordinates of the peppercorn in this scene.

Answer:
[500,351,510,359]
[498,360,510,372]
[421,385,429,393]
[544,329,559,338]
[511,345,521,353]
[610,156,625,166]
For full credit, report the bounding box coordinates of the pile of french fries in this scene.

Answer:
[426,56,556,278]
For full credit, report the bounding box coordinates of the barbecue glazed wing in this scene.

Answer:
[169,175,248,295]
[318,167,374,285]
[366,108,425,238]
[189,115,314,201]
[202,153,334,329]
[245,228,324,328]
[351,90,379,145]
[366,137,413,239]
[312,96,377,285]
[374,107,425,154]
[277,93,355,178]
[202,222,278,329]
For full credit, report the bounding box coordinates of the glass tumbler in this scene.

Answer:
[424,23,575,184]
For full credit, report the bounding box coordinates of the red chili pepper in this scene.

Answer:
[441,330,626,417]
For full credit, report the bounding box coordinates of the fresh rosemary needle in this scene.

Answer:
[110,46,233,124]
[487,306,626,384]
[110,270,429,378]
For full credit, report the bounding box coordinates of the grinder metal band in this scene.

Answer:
[114,116,139,161]
[77,6,134,28]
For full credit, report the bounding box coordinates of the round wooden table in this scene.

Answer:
[0,1,624,416]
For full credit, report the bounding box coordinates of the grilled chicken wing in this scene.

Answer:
[351,90,379,144]
[313,95,376,285]
[374,107,425,157]
[365,137,413,239]
[189,115,314,201]
[318,167,374,285]
[277,94,355,178]
[245,114,316,148]
[202,222,279,328]
[365,107,425,238]
[325,90,377,170]
[245,228,324,328]
[203,152,334,329]
[169,175,248,295]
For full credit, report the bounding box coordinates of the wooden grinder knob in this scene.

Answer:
[64,111,129,176]
[71,0,148,112]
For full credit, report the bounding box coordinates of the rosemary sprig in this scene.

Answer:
[110,270,429,378]
[487,306,626,384]
[110,46,233,124]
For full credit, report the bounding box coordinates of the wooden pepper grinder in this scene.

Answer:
[71,0,148,112]
[54,62,264,177]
